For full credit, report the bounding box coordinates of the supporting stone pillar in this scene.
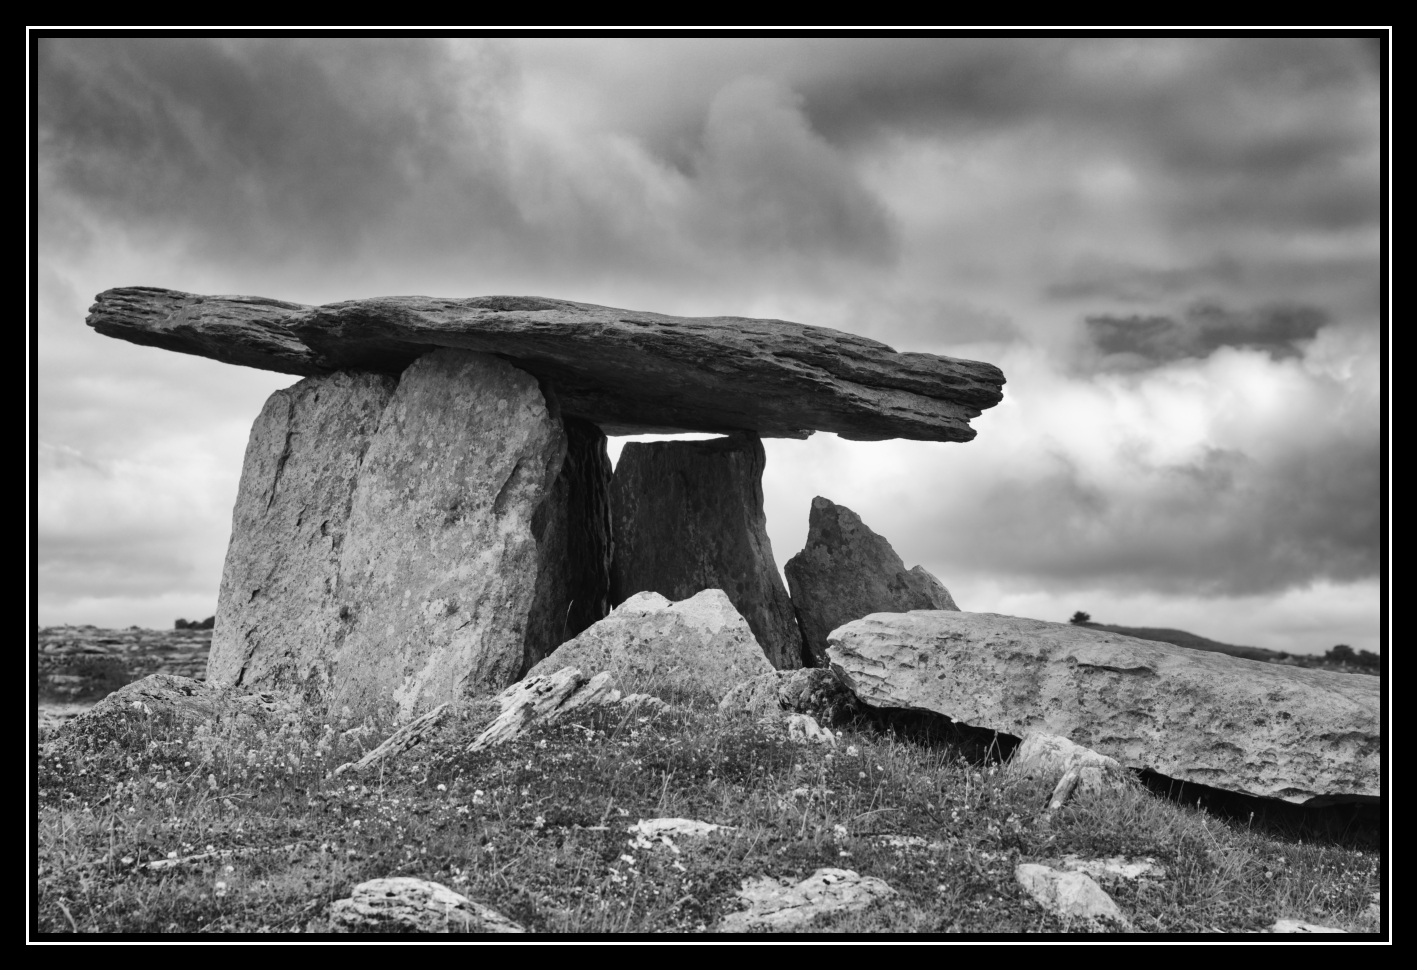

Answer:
[520,415,614,676]
[209,371,397,692]
[210,349,613,719]
[609,432,805,669]
[332,349,598,719]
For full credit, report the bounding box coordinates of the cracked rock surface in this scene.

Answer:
[828,611,1379,805]
[86,287,1004,443]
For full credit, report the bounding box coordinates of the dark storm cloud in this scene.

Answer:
[38,38,520,262]
[1085,303,1329,366]
[37,38,898,281]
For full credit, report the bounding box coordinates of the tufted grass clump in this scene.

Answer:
[35,682,1384,936]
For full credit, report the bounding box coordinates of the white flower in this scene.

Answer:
[846,746,860,757]
[436,783,446,792]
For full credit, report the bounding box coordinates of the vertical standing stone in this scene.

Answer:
[610,433,804,669]
[785,496,958,667]
[331,349,588,720]
[209,371,398,691]
[520,416,614,675]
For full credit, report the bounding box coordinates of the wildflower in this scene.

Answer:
[846,745,859,757]
[436,783,447,792]
[472,789,487,805]
[208,774,218,790]
[167,850,180,860]
[225,865,235,874]
[214,881,228,898]
[534,815,546,830]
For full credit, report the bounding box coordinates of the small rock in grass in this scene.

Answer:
[627,817,735,851]
[786,713,836,746]
[1009,733,1126,810]
[330,877,524,933]
[1057,854,1167,883]
[1269,918,1346,933]
[717,868,895,932]
[629,818,733,839]
[1014,863,1131,930]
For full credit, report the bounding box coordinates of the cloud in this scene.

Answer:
[1085,302,1329,366]
[35,38,1381,651]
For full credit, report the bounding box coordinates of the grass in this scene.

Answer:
[34,680,1385,936]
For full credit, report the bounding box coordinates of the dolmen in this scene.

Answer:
[87,288,1004,719]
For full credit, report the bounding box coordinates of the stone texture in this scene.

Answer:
[1014,864,1131,930]
[522,416,614,664]
[717,868,896,932]
[527,590,775,704]
[1009,733,1128,810]
[828,611,1381,805]
[718,668,863,723]
[785,497,958,666]
[468,666,621,751]
[786,713,837,745]
[611,434,804,669]
[330,878,524,933]
[208,371,397,692]
[333,703,451,777]
[88,287,1005,443]
[329,350,591,720]
[1269,919,1345,934]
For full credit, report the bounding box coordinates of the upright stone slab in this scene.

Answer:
[520,415,614,672]
[610,433,805,669]
[209,371,397,691]
[785,496,958,665]
[330,349,598,719]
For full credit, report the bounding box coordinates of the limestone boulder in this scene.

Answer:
[208,371,397,692]
[330,878,524,933]
[330,349,606,720]
[526,590,775,704]
[785,497,957,666]
[611,433,804,669]
[828,611,1380,805]
[87,287,1006,443]
[717,868,896,932]
[1014,864,1131,930]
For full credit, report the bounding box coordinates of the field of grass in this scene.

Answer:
[34,675,1385,937]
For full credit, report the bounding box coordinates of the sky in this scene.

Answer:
[33,37,1385,654]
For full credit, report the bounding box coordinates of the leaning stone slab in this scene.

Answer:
[329,350,594,720]
[87,287,1005,442]
[469,666,621,752]
[785,496,958,665]
[611,434,804,669]
[717,868,896,932]
[527,590,775,704]
[330,877,524,933]
[208,371,396,692]
[828,612,1380,805]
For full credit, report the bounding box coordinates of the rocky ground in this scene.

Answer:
[37,626,211,734]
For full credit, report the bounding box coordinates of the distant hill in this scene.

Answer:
[1073,620,1379,675]
[1075,622,1286,663]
